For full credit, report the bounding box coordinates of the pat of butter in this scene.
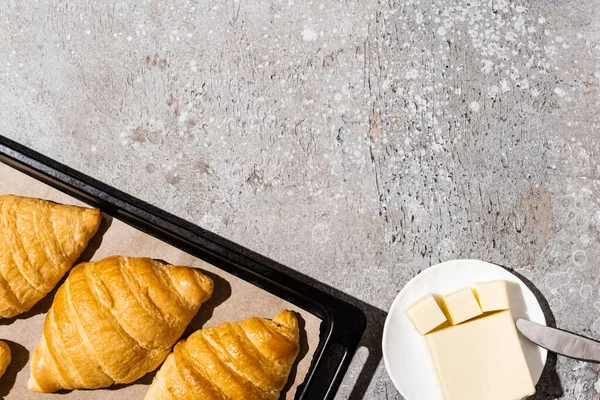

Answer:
[474,281,510,312]
[425,310,535,400]
[405,294,447,335]
[441,288,482,325]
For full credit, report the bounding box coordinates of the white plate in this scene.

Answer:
[382,259,548,400]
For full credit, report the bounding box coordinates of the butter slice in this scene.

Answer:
[405,294,447,335]
[441,288,482,325]
[474,281,510,312]
[425,310,535,400]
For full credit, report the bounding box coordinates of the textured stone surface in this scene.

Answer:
[1,0,600,398]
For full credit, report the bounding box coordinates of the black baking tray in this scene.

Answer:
[0,135,366,400]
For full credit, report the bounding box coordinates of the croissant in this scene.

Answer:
[0,340,10,379]
[145,310,300,400]
[28,256,214,392]
[0,195,102,318]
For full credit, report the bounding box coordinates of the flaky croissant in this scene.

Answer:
[0,340,10,379]
[0,195,102,318]
[28,256,214,392]
[145,310,300,400]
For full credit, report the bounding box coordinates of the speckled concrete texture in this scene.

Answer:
[1,0,600,398]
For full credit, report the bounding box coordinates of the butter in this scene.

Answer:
[405,294,447,335]
[474,281,510,312]
[425,310,535,400]
[440,287,482,325]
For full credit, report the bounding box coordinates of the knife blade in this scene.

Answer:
[516,319,600,363]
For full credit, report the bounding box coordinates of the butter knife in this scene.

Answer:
[516,319,600,363]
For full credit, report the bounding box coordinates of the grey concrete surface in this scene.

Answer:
[1,0,600,398]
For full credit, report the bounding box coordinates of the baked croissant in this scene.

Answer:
[28,256,214,392]
[0,195,102,318]
[145,310,300,400]
[0,340,10,379]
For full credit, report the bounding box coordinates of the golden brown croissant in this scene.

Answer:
[28,256,214,392]
[0,195,102,318]
[0,340,10,379]
[145,310,300,400]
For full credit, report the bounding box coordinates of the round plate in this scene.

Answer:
[382,259,547,400]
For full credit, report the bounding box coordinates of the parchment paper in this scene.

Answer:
[0,163,320,399]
